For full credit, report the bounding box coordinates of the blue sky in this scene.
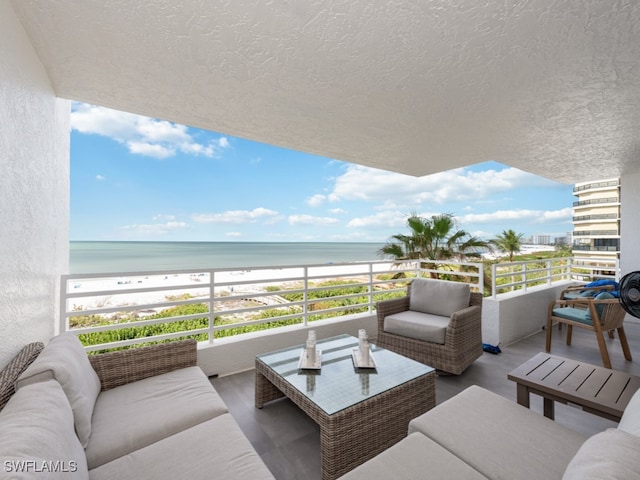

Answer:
[70,103,574,243]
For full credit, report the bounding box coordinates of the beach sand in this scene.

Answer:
[64,263,392,313]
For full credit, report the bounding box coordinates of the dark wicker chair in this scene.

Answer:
[376,280,483,375]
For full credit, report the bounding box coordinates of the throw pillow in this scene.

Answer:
[16,333,101,448]
[0,379,89,479]
[0,342,44,412]
[584,291,615,322]
[618,388,640,436]
[562,428,640,480]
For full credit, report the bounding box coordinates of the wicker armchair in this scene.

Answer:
[376,279,483,375]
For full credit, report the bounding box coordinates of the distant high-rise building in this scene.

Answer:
[531,234,551,245]
[572,178,620,280]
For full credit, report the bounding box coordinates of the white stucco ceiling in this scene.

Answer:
[10,1,640,183]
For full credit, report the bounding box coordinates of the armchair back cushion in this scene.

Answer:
[16,333,101,448]
[409,278,470,317]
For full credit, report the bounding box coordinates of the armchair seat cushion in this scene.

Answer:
[552,307,593,325]
[384,311,449,344]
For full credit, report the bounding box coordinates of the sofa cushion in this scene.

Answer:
[0,341,43,412]
[337,432,489,480]
[0,379,89,479]
[384,311,449,344]
[409,278,470,317]
[16,333,101,448]
[89,413,275,480]
[618,387,640,436]
[409,385,586,480]
[562,428,640,480]
[85,366,228,469]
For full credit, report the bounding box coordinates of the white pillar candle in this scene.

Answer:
[361,338,370,365]
[306,339,316,364]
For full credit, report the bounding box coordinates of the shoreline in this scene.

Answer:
[65,263,393,313]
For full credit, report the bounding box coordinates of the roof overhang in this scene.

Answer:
[11,1,640,183]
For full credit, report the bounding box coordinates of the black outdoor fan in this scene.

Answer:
[619,271,640,319]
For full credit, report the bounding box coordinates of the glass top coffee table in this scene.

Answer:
[255,334,435,480]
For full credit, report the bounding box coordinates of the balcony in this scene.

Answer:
[573,197,620,208]
[57,256,640,478]
[573,180,620,194]
[211,315,640,479]
[572,230,619,237]
[573,213,619,222]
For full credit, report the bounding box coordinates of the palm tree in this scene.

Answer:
[379,214,490,277]
[490,229,524,262]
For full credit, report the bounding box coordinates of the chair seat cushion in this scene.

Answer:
[553,307,592,325]
[384,311,449,344]
[85,366,228,469]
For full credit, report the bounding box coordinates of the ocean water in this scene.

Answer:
[70,241,386,274]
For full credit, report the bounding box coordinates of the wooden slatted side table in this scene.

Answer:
[508,352,640,422]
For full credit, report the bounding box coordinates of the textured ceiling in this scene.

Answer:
[10,0,640,183]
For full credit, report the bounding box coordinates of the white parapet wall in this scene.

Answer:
[481,281,578,347]
[197,314,377,377]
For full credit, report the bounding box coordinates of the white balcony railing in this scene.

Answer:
[490,256,619,297]
[60,256,611,352]
[61,259,484,352]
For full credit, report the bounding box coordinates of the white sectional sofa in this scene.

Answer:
[339,385,640,479]
[0,334,274,480]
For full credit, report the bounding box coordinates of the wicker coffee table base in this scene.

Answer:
[255,358,436,480]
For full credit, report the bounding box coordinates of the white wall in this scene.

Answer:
[197,314,377,377]
[0,3,70,367]
[482,282,576,347]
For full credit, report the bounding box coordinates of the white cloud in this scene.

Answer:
[329,164,564,206]
[288,214,339,226]
[128,141,175,159]
[191,207,280,224]
[329,208,346,214]
[346,211,410,229]
[225,231,243,238]
[71,103,227,159]
[119,221,189,235]
[96,174,106,181]
[460,207,573,224]
[306,194,326,207]
[153,214,175,221]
